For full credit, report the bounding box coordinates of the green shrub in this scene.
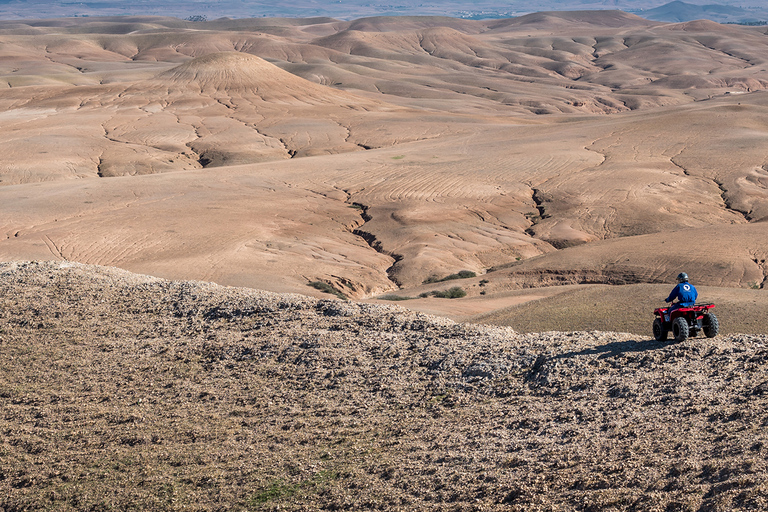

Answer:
[422,270,477,284]
[379,294,414,301]
[429,286,466,299]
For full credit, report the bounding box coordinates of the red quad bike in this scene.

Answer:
[653,303,719,342]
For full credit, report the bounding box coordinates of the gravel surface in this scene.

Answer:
[2,261,767,511]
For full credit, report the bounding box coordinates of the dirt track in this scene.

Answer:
[2,261,767,511]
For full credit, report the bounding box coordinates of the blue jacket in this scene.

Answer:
[666,282,698,306]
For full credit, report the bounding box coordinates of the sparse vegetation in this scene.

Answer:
[379,294,414,301]
[524,212,542,222]
[423,270,477,285]
[248,480,301,505]
[420,286,467,299]
[308,280,348,300]
[247,470,340,508]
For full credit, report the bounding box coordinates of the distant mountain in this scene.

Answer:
[0,0,766,24]
[639,1,756,23]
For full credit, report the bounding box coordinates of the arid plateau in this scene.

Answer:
[1,10,768,511]
[1,13,768,323]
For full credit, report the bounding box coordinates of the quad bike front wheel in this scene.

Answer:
[653,318,668,341]
[703,312,719,338]
[672,317,689,343]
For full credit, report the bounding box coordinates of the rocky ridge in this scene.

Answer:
[1,261,767,511]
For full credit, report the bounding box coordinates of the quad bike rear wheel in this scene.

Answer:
[653,318,668,341]
[672,317,689,343]
[703,312,719,338]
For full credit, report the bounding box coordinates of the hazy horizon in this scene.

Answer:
[1,0,767,23]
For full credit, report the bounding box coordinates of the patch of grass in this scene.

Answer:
[750,281,761,290]
[421,286,466,299]
[391,155,405,160]
[423,270,477,285]
[307,281,348,300]
[312,469,339,484]
[248,480,301,506]
[246,470,341,509]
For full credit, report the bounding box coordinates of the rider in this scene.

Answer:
[664,272,698,321]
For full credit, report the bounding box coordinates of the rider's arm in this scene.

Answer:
[665,285,679,303]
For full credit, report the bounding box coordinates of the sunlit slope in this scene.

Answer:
[0,51,466,182]
[323,91,768,289]
[2,90,767,296]
[1,14,768,297]
[0,167,399,296]
[490,222,768,288]
[2,14,768,184]
[2,13,767,110]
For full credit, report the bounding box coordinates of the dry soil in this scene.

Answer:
[2,261,768,511]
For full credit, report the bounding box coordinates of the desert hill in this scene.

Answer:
[643,1,751,24]
[0,13,767,331]
[156,52,327,93]
[2,260,767,511]
[343,15,483,33]
[487,9,658,31]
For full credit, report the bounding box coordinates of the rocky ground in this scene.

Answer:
[2,261,768,511]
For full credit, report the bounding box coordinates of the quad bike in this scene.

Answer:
[653,303,719,342]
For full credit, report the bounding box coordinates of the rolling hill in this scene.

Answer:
[0,12,766,327]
